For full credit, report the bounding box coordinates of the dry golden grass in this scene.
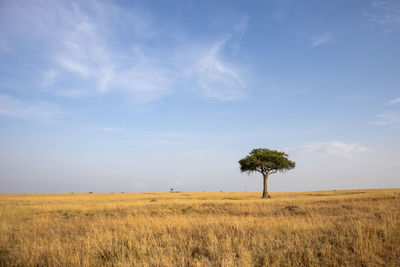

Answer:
[1,189,400,266]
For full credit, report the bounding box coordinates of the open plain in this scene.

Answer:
[1,189,400,266]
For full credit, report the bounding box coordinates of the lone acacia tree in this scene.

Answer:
[239,148,295,199]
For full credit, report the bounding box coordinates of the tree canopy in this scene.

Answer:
[239,148,295,175]
[239,148,295,198]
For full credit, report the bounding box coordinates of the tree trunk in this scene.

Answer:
[262,173,269,199]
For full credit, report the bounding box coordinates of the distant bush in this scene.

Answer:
[170,189,181,193]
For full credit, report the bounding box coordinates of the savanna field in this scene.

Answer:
[1,189,400,266]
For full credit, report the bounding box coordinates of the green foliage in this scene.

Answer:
[239,148,295,175]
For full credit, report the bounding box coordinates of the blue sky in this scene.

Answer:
[0,0,399,193]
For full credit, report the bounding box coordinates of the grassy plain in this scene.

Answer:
[1,189,400,266]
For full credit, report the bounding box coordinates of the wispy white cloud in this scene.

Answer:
[98,127,123,132]
[1,1,249,103]
[370,111,400,125]
[186,38,246,101]
[287,141,369,158]
[231,16,249,55]
[370,97,400,125]
[54,89,84,98]
[0,94,61,121]
[311,32,333,47]
[56,57,91,78]
[234,16,249,38]
[42,70,57,87]
[49,4,174,102]
[365,0,400,32]
[54,2,245,102]
[389,97,400,105]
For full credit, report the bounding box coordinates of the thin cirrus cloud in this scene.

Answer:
[0,0,248,103]
[311,32,333,47]
[190,38,246,101]
[365,0,400,33]
[370,97,400,126]
[0,94,61,121]
[51,5,248,102]
[98,127,123,132]
[42,70,57,87]
[53,15,173,102]
[287,141,369,158]
[388,97,400,105]
[370,111,400,126]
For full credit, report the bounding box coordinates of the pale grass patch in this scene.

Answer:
[0,189,400,266]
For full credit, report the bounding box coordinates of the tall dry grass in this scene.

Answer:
[1,189,399,266]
